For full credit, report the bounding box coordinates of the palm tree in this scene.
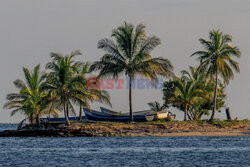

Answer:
[163,66,227,120]
[4,94,35,124]
[191,30,241,120]
[147,101,166,112]
[73,62,111,121]
[90,22,174,121]
[180,66,207,120]
[181,66,206,85]
[4,65,58,126]
[45,50,84,125]
[181,66,211,120]
[173,77,202,121]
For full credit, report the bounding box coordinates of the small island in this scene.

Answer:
[0,120,249,137]
[1,22,249,138]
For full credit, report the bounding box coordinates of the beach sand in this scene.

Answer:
[130,131,250,137]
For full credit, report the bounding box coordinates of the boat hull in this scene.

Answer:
[84,108,147,122]
[100,107,154,116]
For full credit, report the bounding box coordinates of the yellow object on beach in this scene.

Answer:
[155,111,169,119]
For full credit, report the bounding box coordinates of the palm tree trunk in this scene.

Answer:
[64,102,70,125]
[194,114,198,120]
[184,103,188,121]
[129,77,133,121]
[36,114,41,127]
[30,114,34,125]
[194,111,198,120]
[210,70,218,121]
[79,103,83,121]
[66,103,69,117]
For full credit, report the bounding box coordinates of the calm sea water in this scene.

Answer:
[0,124,17,131]
[0,124,249,167]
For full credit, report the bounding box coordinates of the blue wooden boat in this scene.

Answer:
[100,107,154,116]
[83,108,147,122]
[100,107,172,121]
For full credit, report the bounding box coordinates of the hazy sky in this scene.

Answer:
[0,0,249,123]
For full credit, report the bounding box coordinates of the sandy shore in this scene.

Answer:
[134,131,250,137]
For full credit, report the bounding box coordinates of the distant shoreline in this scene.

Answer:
[0,120,249,137]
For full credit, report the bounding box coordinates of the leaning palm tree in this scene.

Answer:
[46,50,84,125]
[90,22,174,121]
[191,30,241,120]
[4,65,58,126]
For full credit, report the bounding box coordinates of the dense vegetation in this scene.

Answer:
[4,51,111,126]
[163,30,240,121]
[3,23,241,125]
